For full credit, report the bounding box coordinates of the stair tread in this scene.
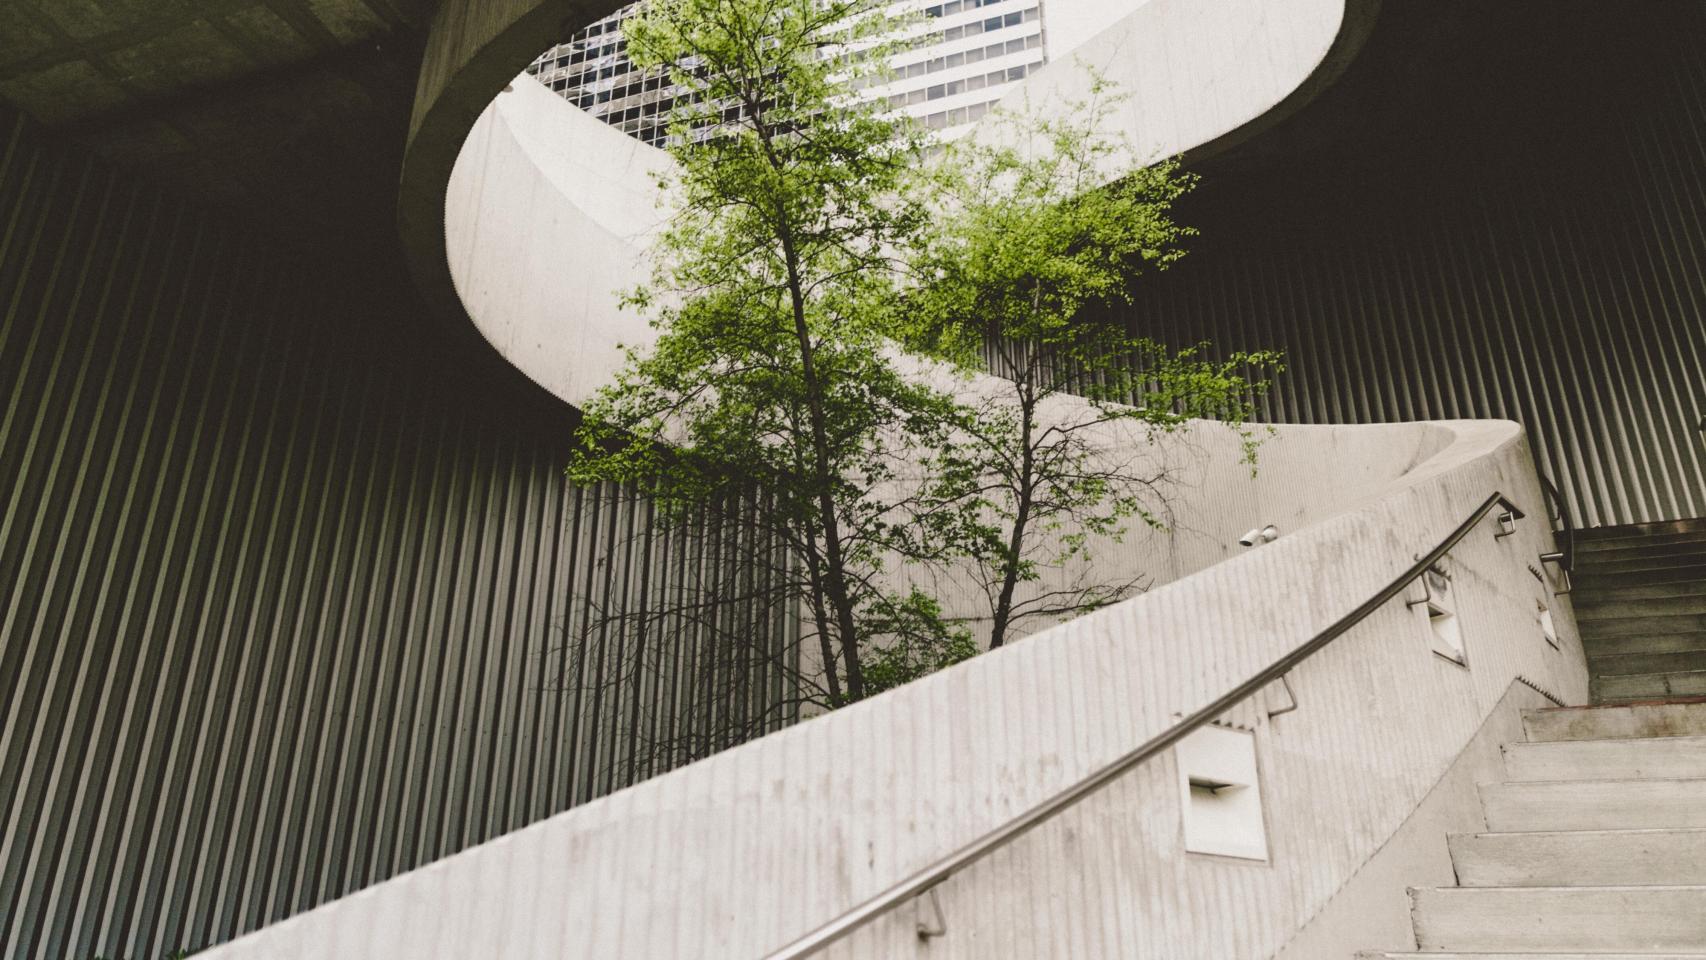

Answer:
[1577,518,1706,541]
[1576,599,1706,618]
[1578,539,1706,555]
[1481,777,1706,831]
[1589,651,1706,677]
[1410,885,1706,952]
[1456,825,1706,837]
[1414,882,1706,895]
[1573,565,1706,587]
[1594,670,1706,704]
[1448,827,1706,886]
[1576,550,1706,568]
[1488,772,1706,784]
[1503,734,1706,777]
[1572,583,1706,600]
[1578,615,1706,638]
[1584,635,1706,657]
[1361,954,1706,959]
[1523,699,1706,741]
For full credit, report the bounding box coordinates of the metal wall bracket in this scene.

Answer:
[1494,511,1519,539]
[915,886,946,941]
[1406,561,1451,609]
[1538,551,1572,596]
[1266,672,1299,720]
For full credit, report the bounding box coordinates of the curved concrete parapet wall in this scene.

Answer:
[997,0,1377,165]
[445,78,668,408]
[414,0,1376,408]
[203,415,1584,959]
[399,0,633,359]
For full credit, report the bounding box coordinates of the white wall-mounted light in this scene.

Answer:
[1409,563,1467,665]
[1177,725,1269,861]
[1239,525,1280,547]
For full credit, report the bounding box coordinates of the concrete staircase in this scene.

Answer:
[1574,518,1706,703]
[1360,700,1706,958]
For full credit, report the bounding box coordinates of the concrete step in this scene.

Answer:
[1577,539,1706,562]
[1576,595,1706,619]
[1523,700,1706,741]
[1361,954,1706,959]
[1573,579,1706,602]
[1578,613,1706,638]
[1448,828,1706,886]
[1590,649,1706,677]
[1502,735,1706,781]
[1594,670,1706,703]
[1575,550,1706,573]
[1576,528,1706,552]
[1409,885,1706,953]
[1480,777,1706,831]
[1578,517,1706,542]
[1583,632,1706,658]
[1574,564,1706,589]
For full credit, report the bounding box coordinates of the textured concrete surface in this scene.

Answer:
[1448,828,1706,887]
[1271,683,1547,960]
[1523,700,1706,742]
[1502,735,1706,781]
[1363,954,1706,959]
[0,1,437,252]
[1410,885,1706,953]
[1481,778,1706,832]
[0,0,431,125]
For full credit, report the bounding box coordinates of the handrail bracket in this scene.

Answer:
[915,886,947,941]
[1539,551,1572,595]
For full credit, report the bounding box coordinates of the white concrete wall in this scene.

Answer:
[994,0,1346,165]
[445,77,669,412]
[1039,0,1155,63]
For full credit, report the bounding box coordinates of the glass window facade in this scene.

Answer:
[524,0,1048,146]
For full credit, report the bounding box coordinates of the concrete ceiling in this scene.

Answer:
[0,0,433,124]
[0,0,441,255]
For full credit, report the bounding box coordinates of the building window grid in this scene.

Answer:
[524,1,1044,146]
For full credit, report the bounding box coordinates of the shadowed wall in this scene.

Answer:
[0,107,789,960]
[1121,1,1706,528]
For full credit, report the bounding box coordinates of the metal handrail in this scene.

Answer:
[764,491,1527,959]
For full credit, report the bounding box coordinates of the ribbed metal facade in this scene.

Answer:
[1117,4,1706,529]
[0,109,791,960]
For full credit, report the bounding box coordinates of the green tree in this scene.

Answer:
[907,72,1284,650]
[569,0,973,712]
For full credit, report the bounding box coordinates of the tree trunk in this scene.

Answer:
[988,398,1036,650]
[778,228,866,701]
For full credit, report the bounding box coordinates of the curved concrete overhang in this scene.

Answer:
[398,0,634,369]
[398,0,1382,407]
